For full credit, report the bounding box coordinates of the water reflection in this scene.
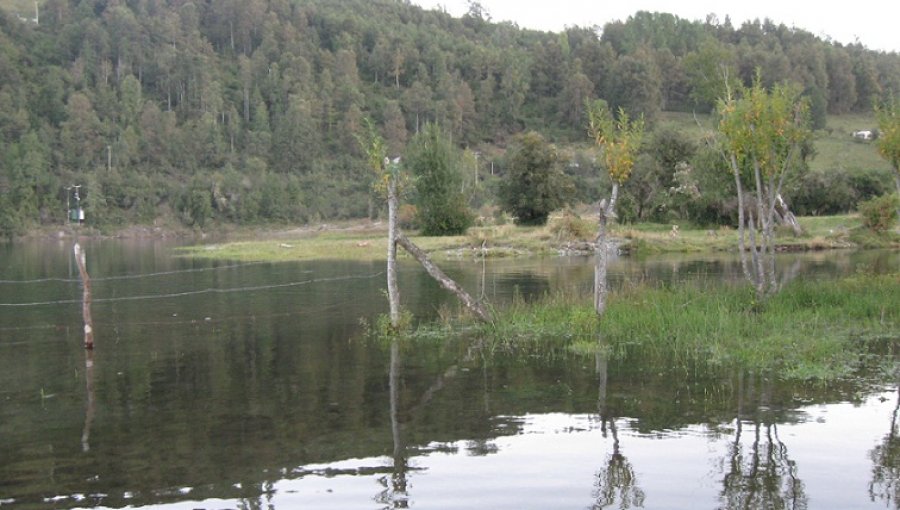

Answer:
[720,374,807,509]
[870,387,900,507]
[81,350,95,453]
[379,341,409,508]
[593,348,645,508]
[0,240,897,509]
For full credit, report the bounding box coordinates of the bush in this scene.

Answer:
[858,193,899,233]
[549,210,593,241]
[792,168,891,216]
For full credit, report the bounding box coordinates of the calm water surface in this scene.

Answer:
[0,239,898,509]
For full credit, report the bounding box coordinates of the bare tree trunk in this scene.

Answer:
[595,184,619,317]
[894,170,900,223]
[73,243,94,350]
[746,209,764,296]
[396,235,491,323]
[730,155,753,284]
[387,173,401,328]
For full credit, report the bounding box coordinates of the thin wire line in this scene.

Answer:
[0,271,385,308]
[0,261,295,284]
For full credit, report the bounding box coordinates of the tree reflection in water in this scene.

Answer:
[377,340,410,509]
[593,347,645,509]
[719,372,807,510]
[870,386,900,507]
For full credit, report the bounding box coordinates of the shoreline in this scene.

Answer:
[12,213,898,262]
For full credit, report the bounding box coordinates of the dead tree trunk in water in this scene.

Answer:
[386,166,401,328]
[397,234,491,323]
[595,185,618,317]
[73,243,94,349]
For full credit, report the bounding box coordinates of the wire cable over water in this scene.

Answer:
[0,271,385,308]
[0,261,292,284]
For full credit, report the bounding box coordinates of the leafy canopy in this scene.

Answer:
[875,95,900,171]
[717,78,810,179]
[586,99,645,185]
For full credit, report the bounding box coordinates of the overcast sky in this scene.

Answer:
[412,0,900,53]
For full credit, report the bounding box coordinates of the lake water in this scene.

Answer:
[0,239,898,509]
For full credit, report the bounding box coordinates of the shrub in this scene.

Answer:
[858,193,899,233]
[549,210,593,241]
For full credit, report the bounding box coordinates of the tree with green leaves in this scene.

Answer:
[405,123,472,236]
[874,95,900,222]
[717,79,811,297]
[499,131,572,226]
[586,99,644,316]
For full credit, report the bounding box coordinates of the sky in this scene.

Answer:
[412,0,900,53]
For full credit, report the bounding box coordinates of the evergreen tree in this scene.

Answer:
[499,131,572,225]
[405,123,472,236]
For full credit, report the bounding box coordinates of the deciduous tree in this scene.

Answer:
[717,79,811,297]
[586,100,644,316]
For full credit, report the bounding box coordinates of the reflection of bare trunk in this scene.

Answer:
[387,172,401,328]
[593,344,645,509]
[869,386,900,505]
[397,235,491,323]
[720,371,808,509]
[81,350,95,452]
[596,347,608,424]
[390,342,402,459]
[388,341,408,508]
[73,243,94,349]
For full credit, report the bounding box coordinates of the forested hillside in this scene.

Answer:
[0,0,898,234]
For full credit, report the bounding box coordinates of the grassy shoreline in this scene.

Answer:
[177,213,898,263]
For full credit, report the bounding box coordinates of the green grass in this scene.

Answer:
[816,113,890,173]
[430,272,900,381]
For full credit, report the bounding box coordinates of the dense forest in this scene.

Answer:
[0,0,898,235]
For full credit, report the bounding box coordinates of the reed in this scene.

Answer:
[432,272,900,381]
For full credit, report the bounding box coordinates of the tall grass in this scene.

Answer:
[449,272,900,381]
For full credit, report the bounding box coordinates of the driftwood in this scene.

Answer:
[396,234,491,323]
[73,243,94,349]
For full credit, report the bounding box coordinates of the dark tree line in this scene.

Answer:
[0,0,898,235]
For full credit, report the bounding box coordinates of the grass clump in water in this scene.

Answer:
[449,272,900,381]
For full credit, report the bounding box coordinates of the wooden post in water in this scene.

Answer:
[73,243,94,349]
